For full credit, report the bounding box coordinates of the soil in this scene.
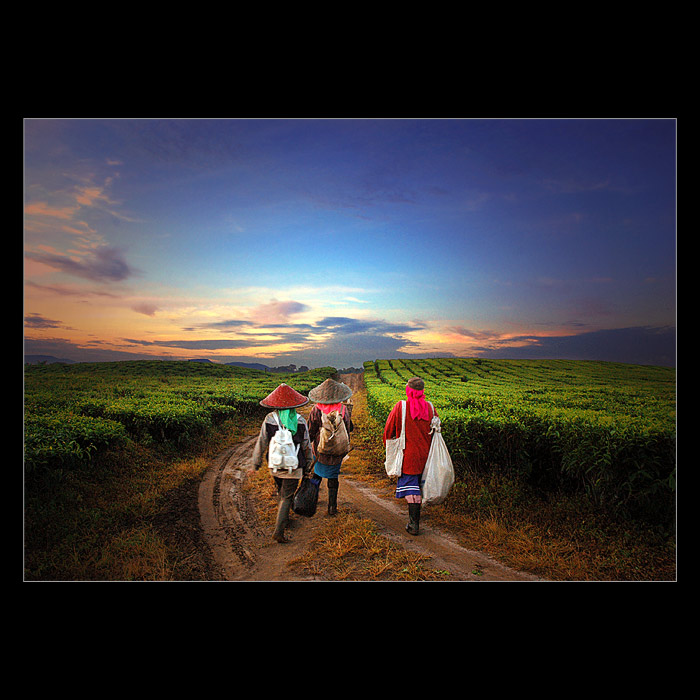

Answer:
[192,373,544,582]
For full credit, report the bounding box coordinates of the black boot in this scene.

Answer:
[327,478,339,516]
[273,497,292,542]
[273,479,296,543]
[406,503,421,535]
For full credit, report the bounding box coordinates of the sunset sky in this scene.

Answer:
[23,118,676,368]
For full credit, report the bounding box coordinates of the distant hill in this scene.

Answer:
[226,361,274,371]
[225,361,312,373]
[23,355,363,373]
[24,355,76,365]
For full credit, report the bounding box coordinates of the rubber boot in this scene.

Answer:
[406,503,421,535]
[273,498,292,542]
[327,478,339,516]
[273,481,295,543]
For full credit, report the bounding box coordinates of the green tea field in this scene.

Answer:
[364,358,676,526]
[23,357,676,581]
[24,360,336,475]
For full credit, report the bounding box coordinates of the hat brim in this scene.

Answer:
[308,382,353,404]
[259,383,310,409]
[259,396,309,409]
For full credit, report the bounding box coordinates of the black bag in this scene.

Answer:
[292,477,319,517]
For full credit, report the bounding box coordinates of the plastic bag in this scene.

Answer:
[384,401,405,477]
[292,477,319,517]
[421,425,454,506]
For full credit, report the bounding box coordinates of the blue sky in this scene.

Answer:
[24,118,676,368]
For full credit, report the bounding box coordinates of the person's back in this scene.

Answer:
[306,378,354,516]
[311,403,352,463]
[382,376,437,535]
[251,383,312,543]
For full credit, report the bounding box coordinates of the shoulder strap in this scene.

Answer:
[400,401,406,437]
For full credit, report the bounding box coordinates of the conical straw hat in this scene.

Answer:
[307,378,352,404]
[259,383,309,409]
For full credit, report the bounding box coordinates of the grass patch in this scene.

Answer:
[24,414,261,581]
[289,512,453,581]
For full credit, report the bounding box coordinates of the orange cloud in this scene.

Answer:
[24,202,77,220]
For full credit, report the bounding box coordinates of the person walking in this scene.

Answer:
[306,378,354,516]
[383,376,437,535]
[252,383,314,543]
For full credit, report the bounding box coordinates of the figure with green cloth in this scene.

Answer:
[252,384,314,543]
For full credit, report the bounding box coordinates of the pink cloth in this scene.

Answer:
[406,387,431,421]
[317,402,345,415]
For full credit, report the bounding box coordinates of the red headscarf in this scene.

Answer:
[317,402,345,415]
[406,386,431,421]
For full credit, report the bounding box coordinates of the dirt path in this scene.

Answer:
[198,374,544,582]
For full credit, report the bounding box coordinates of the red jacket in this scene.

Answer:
[383,400,437,475]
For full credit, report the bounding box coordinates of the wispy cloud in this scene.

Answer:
[471,326,675,367]
[24,202,78,220]
[249,299,309,324]
[121,337,269,350]
[24,313,70,330]
[314,317,424,336]
[25,281,120,298]
[446,326,504,342]
[25,246,135,283]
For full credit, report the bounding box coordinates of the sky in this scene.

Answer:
[23,118,676,369]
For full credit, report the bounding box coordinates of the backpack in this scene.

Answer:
[317,405,350,458]
[268,413,300,474]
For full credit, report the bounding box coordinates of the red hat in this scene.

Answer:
[259,383,309,409]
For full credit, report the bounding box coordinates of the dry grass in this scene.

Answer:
[243,462,282,530]
[289,511,452,581]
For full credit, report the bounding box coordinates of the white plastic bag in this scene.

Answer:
[384,401,405,477]
[421,419,454,505]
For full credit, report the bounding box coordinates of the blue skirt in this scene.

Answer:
[395,474,422,499]
[313,460,341,479]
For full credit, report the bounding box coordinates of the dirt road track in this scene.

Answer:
[198,379,544,581]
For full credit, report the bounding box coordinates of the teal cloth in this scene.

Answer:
[313,459,341,479]
[277,409,298,434]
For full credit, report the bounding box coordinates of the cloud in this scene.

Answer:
[249,300,309,324]
[181,319,251,332]
[26,281,120,298]
[131,303,159,317]
[25,246,134,283]
[25,313,66,329]
[24,202,77,220]
[471,325,675,367]
[447,326,504,342]
[118,314,426,358]
[315,317,425,335]
[122,338,270,350]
